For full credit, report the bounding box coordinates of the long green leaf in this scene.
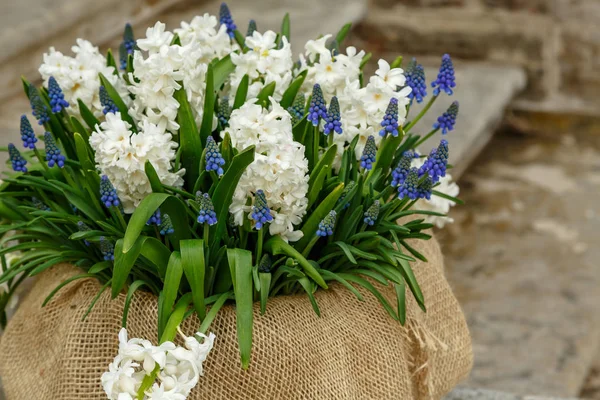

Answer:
[77,99,100,130]
[259,272,271,315]
[335,23,352,45]
[398,258,425,311]
[74,133,95,172]
[232,75,249,110]
[395,281,406,325]
[122,280,150,328]
[112,237,145,298]
[174,87,201,191]
[42,274,94,306]
[199,291,232,334]
[228,248,253,369]
[280,72,307,108]
[158,252,184,338]
[255,81,276,107]
[213,55,235,89]
[199,65,215,145]
[99,73,137,130]
[181,239,206,321]
[144,161,165,193]
[160,293,192,343]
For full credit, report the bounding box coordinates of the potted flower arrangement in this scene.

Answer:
[0,4,471,399]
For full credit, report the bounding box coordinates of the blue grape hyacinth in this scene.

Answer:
[100,237,115,261]
[147,209,162,226]
[336,181,355,210]
[405,58,427,104]
[44,132,66,168]
[364,200,380,226]
[217,97,231,127]
[219,3,237,38]
[120,23,136,70]
[29,85,50,125]
[258,254,272,273]
[247,19,257,37]
[8,144,27,172]
[391,151,415,187]
[205,136,226,176]
[159,214,175,236]
[32,197,51,211]
[434,101,459,134]
[251,190,273,230]
[397,168,421,200]
[379,98,399,137]
[196,192,218,226]
[77,221,91,246]
[418,175,434,200]
[100,175,120,208]
[419,139,449,183]
[20,115,37,150]
[316,210,337,237]
[100,86,119,115]
[323,96,342,135]
[308,84,327,127]
[287,93,305,125]
[431,54,456,96]
[360,136,377,170]
[47,77,70,113]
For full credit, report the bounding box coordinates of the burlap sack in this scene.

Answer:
[0,236,472,399]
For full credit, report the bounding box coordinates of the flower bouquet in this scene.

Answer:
[0,4,471,399]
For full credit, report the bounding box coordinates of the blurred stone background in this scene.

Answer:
[1,0,600,399]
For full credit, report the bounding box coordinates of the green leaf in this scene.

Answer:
[280,13,291,43]
[144,161,165,193]
[199,291,232,334]
[333,241,357,264]
[106,49,118,72]
[280,70,307,108]
[82,280,111,321]
[158,252,184,338]
[199,65,215,146]
[232,75,249,110]
[398,258,425,312]
[181,239,206,321]
[395,281,406,325]
[338,273,398,321]
[227,248,254,369]
[432,190,464,205]
[174,87,201,191]
[88,260,112,274]
[77,99,101,130]
[259,272,271,315]
[74,132,95,172]
[213,55,235,89]
[71,117,90,143]
[295,182,345,250]
[139,237,171,278]
[122,280,150,328]
[255,81,276,107]
[160,293,192,343]
[308,144,337,188]
[99,73,137,131]
[42,274,94,307]
[319,269,364,301]
[307,165,328,209]
[264,236,327,289]
[112,237,145,298]
[211,146,255,248]
[298,277,320,316]
[63,191,104,222]
[335,23,352,45]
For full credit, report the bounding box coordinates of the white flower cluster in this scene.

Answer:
[230,31,294,103]
[129,19,233,132]
[297,35,412,162]
[412,157,460,228]
[102,328,215,400]
[90,113,184,213]
[39,39,128,117]
[223,100,309,242]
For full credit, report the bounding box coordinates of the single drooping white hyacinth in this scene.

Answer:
[223,100,309,242]
[412,157,460,228]
[230,30,294,103]
[39,39,129,117]
[90,112,184,213]
[102,328,215,400]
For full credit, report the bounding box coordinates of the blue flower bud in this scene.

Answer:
[258,254,272,273]
[364,200,380,226]
[44,132,66,168]
[100,86,119,115]
[217,97,231,127]
[8,144,27,173]
[251,190,273,230]
[205,136,225,176]
[159,213,175,236]
[433,101,459,134]
[32,197,51,211]
[397,168,420,200]
[146,209,162,226]
[391,151,414,187]
[323,96,342,135]
[47,77,70,113]
[29,85,50,125]
[100,175,120,208]
[308,84,327,127]
[360,136,377,170]
[316,210,336,237]
[100,236,115,261]
[405,58,427,104]
[419,139,449,183]
[196,192,218,226]
[379,98,399,137]
[219,3,237,38]
[431,54,456,96]
[336,181,356,210]
[246,19,257,37]
[77,221,92,246]
[20,115,37,150]
[287,93,305,125]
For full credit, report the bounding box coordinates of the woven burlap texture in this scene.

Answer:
[0,235,472,399]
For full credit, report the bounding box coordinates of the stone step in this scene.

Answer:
[445,387,581,400]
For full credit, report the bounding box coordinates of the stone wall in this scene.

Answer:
[353,0,600,106]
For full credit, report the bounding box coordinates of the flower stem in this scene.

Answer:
[256,229,264,262]
[60,166,78,189]
[413,128,440,149]
[404,94,438,133]
[302,235,319,258]
[203,223,209,243]
[33,148,51,174]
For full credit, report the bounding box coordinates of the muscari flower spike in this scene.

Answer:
[146,209,162,226]
[323,96,342,135]
[258,254,272,273]
[360,136,377,170]
[247,19,257,37]
[8,144,27,172]
[364,200,380,226]
[379,98,399,137]
[159,214,175,236]
[47,77,70,113]
[405,58,427,104]
[44,132,66,168]
[205,136,226,176]
[251,190,273,230]
[391,150,414,187]
[220,3,237,38]
[308,84,327,127]
[196,192,218,226]
[100,175,120,208]
[20,115,37,150]
[77,221,92,246]
[119,24,136,70]
[32,197,51,211]
[431,54,456,96]
[100,86,119,115]
[317,210,337,237]
[434,101,459,134]
[100,236,115,261]
[337,181,356,210]
[287,93,305,125]
[397,168,421,200]
[217,97,231,127]
[418,175,434,200]
[419,139,449,183]
[29,85,50,125]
